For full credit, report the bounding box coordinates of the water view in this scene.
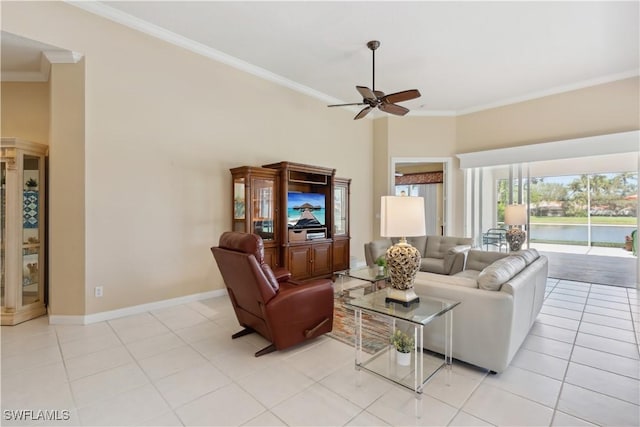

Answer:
[500,172,638,248]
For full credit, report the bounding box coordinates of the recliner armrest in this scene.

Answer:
[272,267,292,282]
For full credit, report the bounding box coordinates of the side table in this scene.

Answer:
[345,289,460,418]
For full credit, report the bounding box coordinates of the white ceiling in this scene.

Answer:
[4,1,639,116]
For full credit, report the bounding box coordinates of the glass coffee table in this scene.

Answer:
[345,288,460,418]
[336,266,389,295]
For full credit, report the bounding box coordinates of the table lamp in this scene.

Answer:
[504,204,527,251]
[380,195,426,306]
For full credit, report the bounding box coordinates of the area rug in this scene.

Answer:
[328,286,391,354]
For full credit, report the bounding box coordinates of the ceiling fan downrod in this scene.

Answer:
[367,40,380,93]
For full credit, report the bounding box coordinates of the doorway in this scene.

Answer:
[390,157,453,236]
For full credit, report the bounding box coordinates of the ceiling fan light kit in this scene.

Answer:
[328,40,421,120]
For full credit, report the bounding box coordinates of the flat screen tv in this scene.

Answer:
[287,192,326,228]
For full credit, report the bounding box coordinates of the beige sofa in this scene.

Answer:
[413,248,548,373]
[364,236,473,275]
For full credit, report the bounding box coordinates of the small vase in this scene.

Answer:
[396,349,411,366]
[377,265,385,275]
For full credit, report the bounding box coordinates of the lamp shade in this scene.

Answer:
[380,196,426,237]
[504,204,527,225]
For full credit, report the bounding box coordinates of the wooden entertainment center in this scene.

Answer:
[230,161,350,280]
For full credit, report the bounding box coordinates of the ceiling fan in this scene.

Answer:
[328,40,421,120]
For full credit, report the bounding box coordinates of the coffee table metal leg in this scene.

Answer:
[415,393,423,419]
[415,324,423,419]
[445,309,453,385]
[355,308,362,386]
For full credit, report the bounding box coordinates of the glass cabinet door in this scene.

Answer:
[251,177,275,241]
[22,155,41,306]
[1,161,6,308]
[334,182,349,236]
[232,177,246,232]
[230,166,280,269]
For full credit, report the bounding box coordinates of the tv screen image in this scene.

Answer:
[287,192,326,228]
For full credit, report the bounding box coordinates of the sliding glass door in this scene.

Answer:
[466,166,638,251]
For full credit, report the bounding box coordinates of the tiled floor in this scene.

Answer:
[1,279,638,426]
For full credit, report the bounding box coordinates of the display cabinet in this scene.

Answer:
[1,138,48,325]
[333,177,351,271]
[229,161,350,281]
[230,166,280,268]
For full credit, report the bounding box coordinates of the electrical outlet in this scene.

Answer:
[95,286,103,298]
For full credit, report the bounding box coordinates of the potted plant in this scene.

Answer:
[390,329,414,366]
[25,178,37,190]
[374,256,387,275]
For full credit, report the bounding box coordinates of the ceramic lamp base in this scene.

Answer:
[506,228,527,251]
[385,287,420,307]
[385,240,421,307]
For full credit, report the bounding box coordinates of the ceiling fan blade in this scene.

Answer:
[356,86,377,101]
[379,103,409,116]
[328,102,367,107]
[382,89,421,104]
[354,106,373,120]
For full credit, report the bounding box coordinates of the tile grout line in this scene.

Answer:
[52,323,82,425]
[547,281,590,427]
[104,316,184,426]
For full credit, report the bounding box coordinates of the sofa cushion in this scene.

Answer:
[414,271,477,288]
[420,257,446,274]
[438,275,478,288]
[406,236,427,256]
[465,250,509,271]
[512,249,540,265]
[477,255,527,291]
[425,236,471,259]
[454,269,481,281]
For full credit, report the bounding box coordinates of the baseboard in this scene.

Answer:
[48,288,228,325]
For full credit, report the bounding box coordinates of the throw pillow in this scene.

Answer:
[477,256,526,291]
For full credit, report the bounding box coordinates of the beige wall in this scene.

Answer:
[3,1,372,315]
[48,60,86,315]
[457,77,640,153]
[372,118,389,239]
[1,81,50,143]
[375,116,465,236]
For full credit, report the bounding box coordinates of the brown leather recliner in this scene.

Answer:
[211,231,334,357]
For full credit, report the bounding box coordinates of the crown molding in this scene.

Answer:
[43,50,83,64]
[456,69,640,116]
[409,110,458,117]
[2,50,83,82]
[2,53,50,82]
[66,0,343,107]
